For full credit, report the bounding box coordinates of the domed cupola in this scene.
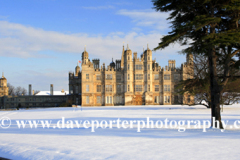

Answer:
[110,58,115,68]
[82,50,88,58]
[0,72,7,88]
[81,45,89,64]
[75,62,80,76]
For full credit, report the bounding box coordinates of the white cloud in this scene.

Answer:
[117,9,170,31]
[0,21,186,61]
[82,5,115,10]
[112,2,133,6]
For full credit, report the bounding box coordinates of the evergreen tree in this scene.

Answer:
[152,0,240,129]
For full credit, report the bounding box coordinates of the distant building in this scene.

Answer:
[0,44,194,109]
[0,73,8,97]
[0,84,68,109]
[69,44,194,106]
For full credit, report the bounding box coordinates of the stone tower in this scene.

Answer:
[144,44,153,104]
[75,62,80,76]
[121,45,125,69]
[82,46,89,64]
[124,44,133,93]
[0,72,9,97]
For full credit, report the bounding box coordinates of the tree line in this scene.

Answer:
[7,83,39,96]
[8,83,27,96]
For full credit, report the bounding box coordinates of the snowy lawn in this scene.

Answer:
[0,105,240,160]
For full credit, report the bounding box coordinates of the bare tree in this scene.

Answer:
[15,86,22,96]
[21,88,27,95]
[177,54,240,108]
[7,83,27,96]
[7,83,15,96]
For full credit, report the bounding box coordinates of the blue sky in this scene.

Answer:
[0,0,187,91]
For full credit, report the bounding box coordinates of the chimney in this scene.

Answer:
[134,52,137,59]
[33,90,35,95]
[29,84,32,96]
[50,84,53,95]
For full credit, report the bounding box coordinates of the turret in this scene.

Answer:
[82,46,89,64]
[121,45,125,68]
[124,44,132,71]
[75,62,80,76]
[110,58,116,68]
[0,72,9,96]
[144,44,152,92]
[123,44,133,93]
[144,44,152,62]
[125,44,132,60]
[0,72,7,87]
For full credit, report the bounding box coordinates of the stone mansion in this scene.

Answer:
[69,44,194,106]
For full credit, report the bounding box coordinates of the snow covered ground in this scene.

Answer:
[0,105,240,160]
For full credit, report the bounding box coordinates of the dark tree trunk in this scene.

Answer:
[208,47,224,129]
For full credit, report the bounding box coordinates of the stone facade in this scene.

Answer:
[69,45,194,106]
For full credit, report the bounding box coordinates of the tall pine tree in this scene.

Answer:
[152,0,240,128]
